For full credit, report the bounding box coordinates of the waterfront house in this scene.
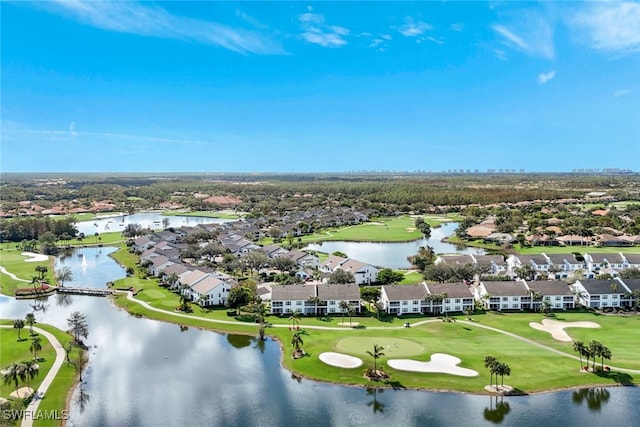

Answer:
[571,278,629,309]
[189,275,231,307]
[475,280,530,311]
[317,284,361,315]
[271,284,316,315]
[380,284,429,315]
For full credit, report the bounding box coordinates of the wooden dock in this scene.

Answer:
[56,287,115,297]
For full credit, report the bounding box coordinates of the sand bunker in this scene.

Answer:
[337,322,360,327]
[22,252,49,262]
[529,319,600,342]
[319,352,363,369]
[9,387,33,399]
[388,353,478,377]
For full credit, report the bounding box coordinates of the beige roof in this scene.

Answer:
[317,284,360,301]
[191,275,226,294]
[271,284,316,301]
[426,282,474,299]
[382,284,428,301]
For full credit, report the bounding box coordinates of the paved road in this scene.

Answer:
[0,325,67,427]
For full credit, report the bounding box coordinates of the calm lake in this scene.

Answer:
[305,222,486,269]
[75,212,233,235]
[0,242,636,426]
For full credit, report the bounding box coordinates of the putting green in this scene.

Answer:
[143,289,166,299]
[335,337,426,358]
[161,300,178,307]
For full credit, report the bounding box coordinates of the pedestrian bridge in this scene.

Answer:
[56,287,114,297]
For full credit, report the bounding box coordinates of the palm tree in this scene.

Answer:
[21,360,39,390]
[25,313,36,335]
[484,355,498,386]
[55,266,73,287]
[600,345,612,370]
[291,331,304,358]
[35,265,48,280]
[573,341,586,370]
[166,272,179,290]
[2,362,24,394]
[339,300,350,324]
[288,310,301,329]
[366,344,385,373]
[13,319,25,341]
[30,335,42,360]
[347,305,356,326]
[495,362,511,389]
[588,340,602,371]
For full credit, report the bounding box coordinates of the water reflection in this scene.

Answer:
[305,223,486,269]
[54,247,125,289]
[74,387,91,413]
[227,333,253,349]
[366,388,385,414]
[572,387,611,411]
[483,395,511,424]
[75,212,233,235]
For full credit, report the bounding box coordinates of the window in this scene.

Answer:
[455,298,461,303]
[502,297,508,301]
[402,301,408,305]
[296,301,302,305]
[512,304,519,309]
[329,301,335,305]
[329,308,335,313]
[412,307,419,313]
[555,296,561,301]
[513,297,519,301]
[455,306,461,311]
[413,300,419,305]
[285,301,291,306]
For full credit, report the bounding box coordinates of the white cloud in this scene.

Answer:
[494,49,508,60]
[572,2,640,56]
[369,38,383,48]
[381,34,392,40]
[537,70,556,84]
[298,12,349,47]
[41,0,284,55]
[492,18,555,59]
[397,17,433,37]
[426,36,444,45]
[450,23,464,32]
[69,121,77,137]
[614,89,631,98]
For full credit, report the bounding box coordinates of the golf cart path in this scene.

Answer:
[0,325,66,427]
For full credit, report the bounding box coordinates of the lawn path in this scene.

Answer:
[0,266,30,282]
[0,325,66,427]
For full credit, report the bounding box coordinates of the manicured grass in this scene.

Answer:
[335,336,426,358]
[0,320,82,427]
[300,215,455,243]
[0,250,55,295]
[399,270,423,284]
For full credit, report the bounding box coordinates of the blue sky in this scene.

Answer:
[1,1,639,173]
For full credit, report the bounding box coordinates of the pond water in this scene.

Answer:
[1,248,638,426]
[75,212,233,235]
[55,247,125,289]
[305,222,486,269]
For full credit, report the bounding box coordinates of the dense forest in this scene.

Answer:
[1,173,638,217]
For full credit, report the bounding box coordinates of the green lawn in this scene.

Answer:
[0,320,83,427]
[299,215,456,243]
[109,249,639,394]
[0,250,56,295]
[399,270,423,284]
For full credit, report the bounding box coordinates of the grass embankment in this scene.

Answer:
[299,215,457,244]
[0,321,83,427]
[110,248,638,393]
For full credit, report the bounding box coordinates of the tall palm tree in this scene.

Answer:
[25,313,36,335]
[288,310,301,329]
[30,335,42,360]
[21,360,39,390]
[347,305,355,326]
[600,345,612,370]
[495,362,511,388]
[573,341,586,370]
[2,362,24,394]
[35,265,48,280]
[588,340,602,370]
[339,300,350,324]
[291,331,304,358]
[484,355,498,386]
[366,344,385,373]
[166,273,179,290]
[13,319,25,341]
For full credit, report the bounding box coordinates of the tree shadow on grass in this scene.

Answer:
[594,370,634,386]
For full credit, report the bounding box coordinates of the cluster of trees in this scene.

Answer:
[0,216,78,251]
[422,263,492,283]
[484,356,511,389]
[572,340,612,371]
